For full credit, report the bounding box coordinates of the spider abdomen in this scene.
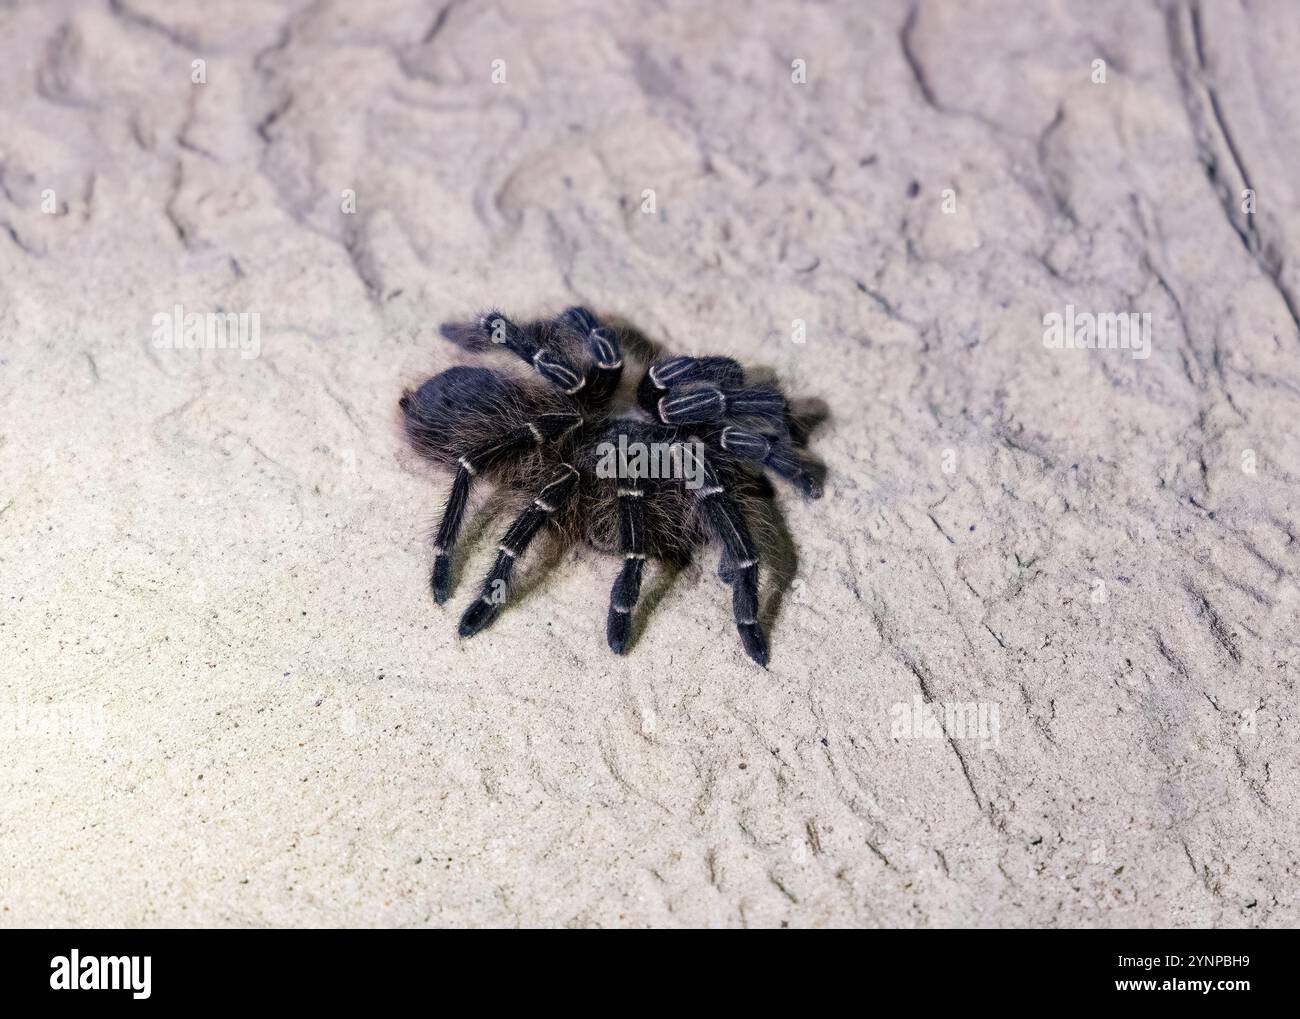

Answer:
[401,365,575,475]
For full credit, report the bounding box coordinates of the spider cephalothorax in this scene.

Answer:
[399,307,823,666]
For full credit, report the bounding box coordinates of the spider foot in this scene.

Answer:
[607,607,633,655]
[431,553,452,604]
[738,621,769,668]
[458,596,500,638]
[795,470,823,499]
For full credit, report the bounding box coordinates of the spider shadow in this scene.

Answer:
[624,558,688,654]
[507,531,570,607]
[763,395,833,632]
[752,487,800,636]
[440,492,509,599]
[447,494,570,617]
[785,396,831,451]
[600,315,664,372]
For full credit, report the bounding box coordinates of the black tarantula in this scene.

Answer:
[399,307,823,666]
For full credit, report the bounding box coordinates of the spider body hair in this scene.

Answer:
[399,307,823,666]
[402,366,576,488]
[575,417,726,565]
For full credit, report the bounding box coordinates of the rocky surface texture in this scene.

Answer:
[2,0,1297,927]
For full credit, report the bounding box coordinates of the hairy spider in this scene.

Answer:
[399,306,823,666]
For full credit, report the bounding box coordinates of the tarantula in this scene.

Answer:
[399,306,823,666]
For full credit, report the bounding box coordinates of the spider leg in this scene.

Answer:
[678,443,770,667]
[650,364,820,494]
[720,425,822,498]
[717,548,736,584]
[480,310,586,395]
[429,414,580,603]
[636,355,744,415]
[559,306,624,405]
[606,478,646,654]
[458,463,580,637]
[656,384,786,431]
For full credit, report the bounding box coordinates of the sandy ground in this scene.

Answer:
[1,0,1297,928]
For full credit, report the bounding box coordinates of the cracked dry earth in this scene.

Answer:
[1,0,1297,929]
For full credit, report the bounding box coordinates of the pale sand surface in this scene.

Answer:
[1,0,1297,927]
